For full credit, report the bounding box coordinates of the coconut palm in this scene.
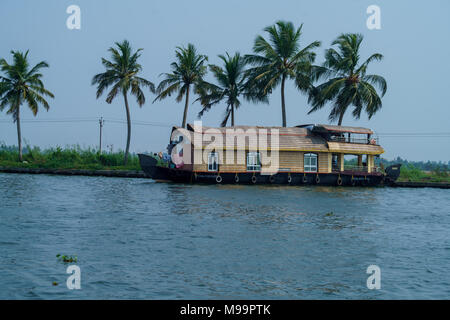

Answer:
[0,50,54,161]
[308,33,387,125]
[92,40,155,165]
[245,21,321,127]
[153,44,208,128]
[196,52,268,127]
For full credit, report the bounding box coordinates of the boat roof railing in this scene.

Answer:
[296,124,373,135]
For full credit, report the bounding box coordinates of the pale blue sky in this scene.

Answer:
[0,0,449,161]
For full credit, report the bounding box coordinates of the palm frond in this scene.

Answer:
[0,50,53,119]
[309,33,386,124]
[92,40,154,107]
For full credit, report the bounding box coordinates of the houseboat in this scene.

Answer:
[138,123,401,186]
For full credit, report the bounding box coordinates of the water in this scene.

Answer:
[0,173,449,299]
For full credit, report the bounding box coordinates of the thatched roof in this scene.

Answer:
[170,124,383,155]
[185,124,329,152]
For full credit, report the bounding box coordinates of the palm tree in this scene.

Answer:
[245,21,321,127]
[0,50,54,162]
[196,52,268,127]
[308,33,387,125]
[154,44,208,128]
[92,40,155,165]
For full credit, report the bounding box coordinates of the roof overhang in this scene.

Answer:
[327,142,384,155]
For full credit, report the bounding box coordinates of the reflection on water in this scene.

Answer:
[0,173,449,299]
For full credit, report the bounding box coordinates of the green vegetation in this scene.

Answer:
[345,157,450,183]
[92,40,155,166]
[398,164,450,183]
[0,50,54,161]
[0,144,140,171]
[154,43,208,128]
[197,52,268,127]
[381,157,450,172]
[308,33,386,125]
[245,21,321,127]
[56,254,78,263]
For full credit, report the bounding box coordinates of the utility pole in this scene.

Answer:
[99,117,104,154]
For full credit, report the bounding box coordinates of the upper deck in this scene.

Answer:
[297,124,379,146]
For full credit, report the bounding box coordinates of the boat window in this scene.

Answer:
[247,152,261,171]
[304,153,318,172]
[208,152,219,172]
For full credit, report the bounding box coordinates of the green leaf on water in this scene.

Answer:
[57,254,78,264]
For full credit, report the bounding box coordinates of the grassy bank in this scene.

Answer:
[398,164,450,183]
[0,145,141,171]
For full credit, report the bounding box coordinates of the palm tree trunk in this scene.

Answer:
[182,85,190,128]
[123,91,131,166]
[281,75,287,127]
[231,103,235,126]
[16,106,22,162]
[337,111,345,126]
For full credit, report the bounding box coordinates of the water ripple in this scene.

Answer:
[0,173,449,299]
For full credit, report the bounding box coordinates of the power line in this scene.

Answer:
[378,132,450,135]
[0,119,98,123]
[378,134,450,137]
[0,117,175,127]
[1,118,450,137]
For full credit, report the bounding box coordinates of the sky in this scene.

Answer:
[0,0,449,161]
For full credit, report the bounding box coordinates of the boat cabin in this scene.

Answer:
[168,123,384,175]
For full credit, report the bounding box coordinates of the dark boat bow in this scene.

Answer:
[384,164,402,185]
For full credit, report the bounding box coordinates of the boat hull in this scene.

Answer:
[138,154,385,186]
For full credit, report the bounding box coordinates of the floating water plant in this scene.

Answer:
[56,254,78,263]
[325,212,334,217]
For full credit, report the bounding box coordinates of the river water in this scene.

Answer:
[0,173,449,299]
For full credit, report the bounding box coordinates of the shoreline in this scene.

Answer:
[1,166,450,188]
[0,166,146,178]
[390,181,450,189]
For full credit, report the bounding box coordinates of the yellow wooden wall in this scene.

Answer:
[192,149,333,173]
[274,151,304,171]
[318,152,332,173]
